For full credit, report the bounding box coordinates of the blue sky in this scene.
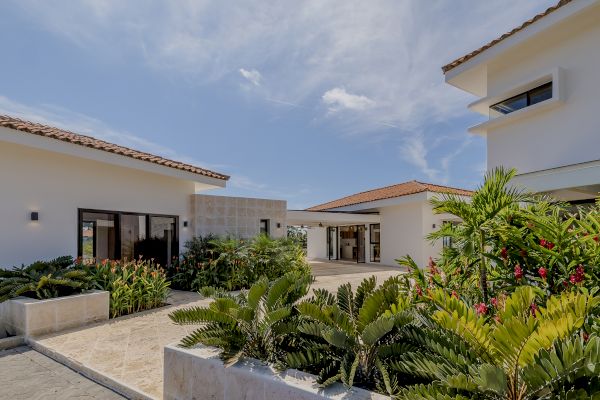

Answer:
[0,1,556,209]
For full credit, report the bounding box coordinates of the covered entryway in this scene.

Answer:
[287,210,380,264]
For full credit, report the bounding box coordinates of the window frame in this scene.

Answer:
[77,208,179,261]
[490,82,552,116]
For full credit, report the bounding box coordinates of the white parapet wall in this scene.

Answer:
[164,344,389,400]
[0,290,109,338]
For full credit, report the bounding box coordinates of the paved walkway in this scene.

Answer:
[30,261,406,399]
[0,346,124,399]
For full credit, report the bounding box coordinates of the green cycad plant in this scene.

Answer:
[286,276,415,395]
[0,256,91,301]
[427,167,533,302]
[394,286,600,399]
[169,270,312,366]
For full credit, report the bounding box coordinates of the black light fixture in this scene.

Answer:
[318,222,323,227]
[183,220,188,227]
[276,222,281,228]
[30,212,39,221]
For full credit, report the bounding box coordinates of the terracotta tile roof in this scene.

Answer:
[307,180,473,211]
[442,0,572,74]
[0,114,229,181]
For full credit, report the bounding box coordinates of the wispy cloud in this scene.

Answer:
[399,134,439,181]
[7,0,557,133]
[239,68,262,86]
[322,87,375,112]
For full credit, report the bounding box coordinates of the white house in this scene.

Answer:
[443,0,600,202]
[0,115,286,268]
[288,181,472,267]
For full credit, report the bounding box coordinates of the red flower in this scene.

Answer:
[428,257,439,275]
[490,297,498,307]
[530,303,538,317]
[594,236,599,243]
[500,247,508,260]
[514,265,523,280]
[570,274,577,284]
[415,284,423,297]
[474,303,488,315]
[539,239,547,247]
[583,332,590,342]
[538,267,547,279]
[546,242,555,250]
[451,290,459,299]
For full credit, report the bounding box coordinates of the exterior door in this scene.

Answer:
[356,225,366,263]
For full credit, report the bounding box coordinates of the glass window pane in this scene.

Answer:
[81,212,116,260]
[147,216,177,267]
[120,214,146,261]
[529,82,552,105]
[490,93,527,116]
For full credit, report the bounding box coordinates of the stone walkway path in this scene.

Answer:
[0,346,124,399]
[30,261,405,399]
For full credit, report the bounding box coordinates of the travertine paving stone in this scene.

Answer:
[31,261,405,399]
[0,346,124,400]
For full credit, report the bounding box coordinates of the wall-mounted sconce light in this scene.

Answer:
[318,222,323,227]
[276,222,281,228]
[30,212,39,221]
[183,221,188,227]
[432,224,436,229]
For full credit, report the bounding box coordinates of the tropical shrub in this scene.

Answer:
[83,259,170,318]
[169,270,312,366]
[167,235,311,291]
[394,286,600,399]
[287,276,416,395]
[415,167,600,304]
[0,256,92,302]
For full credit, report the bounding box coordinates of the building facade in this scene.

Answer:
[443,0,600,202]
[0,115,284,268]
[288,181,471,267]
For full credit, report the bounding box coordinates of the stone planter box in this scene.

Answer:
[0,290,109,338]
[164,344,388,400]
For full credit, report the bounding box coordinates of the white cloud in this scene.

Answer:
[399,135,439,181]
[239,68,262,86]
[6,0,557,132]
[322,87,375,112]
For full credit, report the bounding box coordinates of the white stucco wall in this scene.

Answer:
[306,227,327,259]
[0,140,196,267]
[484,9,600,175]
[380,202,424,267]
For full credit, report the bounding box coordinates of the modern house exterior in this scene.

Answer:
[443,0,600,202]
[0,115,285,268]
[288,181,472,267]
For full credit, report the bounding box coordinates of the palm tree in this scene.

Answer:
[427,167,532,302]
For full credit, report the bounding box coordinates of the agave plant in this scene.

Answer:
[286,275,415,395]
[394,286,600,399]
[169,270,312,366]
[0,256,91,301]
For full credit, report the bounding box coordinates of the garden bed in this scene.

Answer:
[163,344,388,400]
[0,290,108,338]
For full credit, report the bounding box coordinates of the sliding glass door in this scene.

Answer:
[78,209,178,266]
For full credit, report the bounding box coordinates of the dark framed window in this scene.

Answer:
[259,219,270,236]
[490,82,552,117]
[370,224,380,263]
[78,209,178,267]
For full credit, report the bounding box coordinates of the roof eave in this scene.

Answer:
[443,0,597,95]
